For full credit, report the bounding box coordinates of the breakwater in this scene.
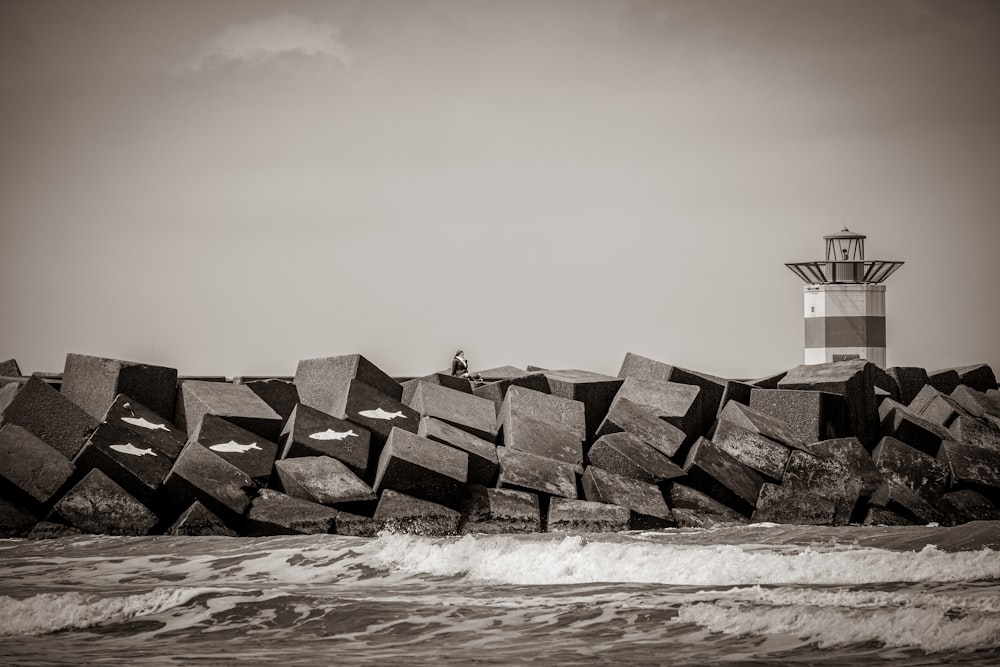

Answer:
[1,352,998,538]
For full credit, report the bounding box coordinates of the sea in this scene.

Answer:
[1,522,999,666]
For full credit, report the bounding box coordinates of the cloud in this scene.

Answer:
[182,13,353,72]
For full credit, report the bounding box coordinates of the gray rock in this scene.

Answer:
[497,385,586,443]
[709,419,791,482]
[294,354,403,411]
[937,440,1000,489]
[581,466,674,528]
[542,369,624,442]
[60,353,177,422]
[418,417,498,486]
[163,442,256,521]
[927,369,961,395]
[780,450,863,524]
[546,498,629,533]
[951,364,998,392]
[102,394,186,458]
[718,379,754,416]
[178,381,282,441]
[908,384,944,414]
[472,372,550,416]
[587,432,685,484]
[459,485,540,534]
[886,367,929,405]
[0,424,75,507]
[595,397,687,458]
[919,395,969,427]
[190,414,278,484]
[401,373,472,405]
[167,501,238,536]
[409,381,498,442]
[778,360,880,448]
[948,415,1000,451]
[950,386,1000,420]
[241,378,300,423]
[325,379,421,448]
[681,437,764,517]
[498,407,583,467]
[805,437,883,496]
[872,436,949,504]
[881,405,951,456]
[0,495,39,537]
[279,403,371,478]
[868,480,944,525]
[937,490,1000,526]
[73,417,175,506]
[27,521,83,540]
[611,377,702,441]
[495,447,578,499]
[335,511,381,537]
[862,506,916,526]
[749,388,848,444]
[244,488,338,536]
[668,483,747,527]
[0,359,20,378]
[374,427,467,508]
[0,376,98,460]
[373,489,461,536]
[275,456,376,506]
[51,469,158,535]
[752,483,838,525]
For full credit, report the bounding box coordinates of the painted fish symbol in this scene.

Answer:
[309,429,358,441]
[209,441,262,453]
[110,443,157,457]
[121,416,170,432]
[358,408,405,421]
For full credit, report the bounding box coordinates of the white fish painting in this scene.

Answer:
[121,416,170,432]
[209,441,262,454]
[358,408,405,421]
[110,443,157,457]
[309,429,358,441]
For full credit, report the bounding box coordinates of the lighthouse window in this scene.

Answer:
[810,306,815,313]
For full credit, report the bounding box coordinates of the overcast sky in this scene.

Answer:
[1,0,997,379]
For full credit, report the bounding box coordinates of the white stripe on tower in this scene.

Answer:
[803,284,886,366]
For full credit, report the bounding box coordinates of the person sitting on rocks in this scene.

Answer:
[451,350,484,385]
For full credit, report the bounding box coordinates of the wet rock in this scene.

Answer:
[880,405,951,456]
[779,450,863,524]
[806,437,883,496]
[937,490,1000,526]
[497,385,586,444]
[241,378,300,423]
[0,495,39,537]
[0,424,75,507]
[706,419,790,482]
[275,456,376,506]
[542,369,624,442]
[409,381,498,442]
[937,440,1000,489]
[178,381,282,441]
[167,501,238,537]
[868,480,944,525]
[374,427,468,508]
[373,489,461,536]
[951,364,998,393]
[681,437,764,517]
[611,377,702,442]
[459,485,540,534]
[587,432,685,484]
[335,511,380,537]
[163,442,256,522]
[581,466,674,529]
[871,436,949,504]
[927,369,961,395]
[73,417,175,507]
[244,488,339,536]
[595,397,687,458]
[0,376,98,459]
[886,367,929,406]
[293,354,403,411]
[752,483,838,525]
[190,414,278,485]
[472,372,550,416]
[278,404,371,478]
[27,521,83,540]
[495,447,578,500]
[546,498,629,533]
[749,388,848,444]
[418,417,498,486]
[668,483,747,527]
[51,469,158,535]
[60,353,177,422]
[948,415,1000,451]
[401,373,472,406]
[778,360,880,447]
[102,394,186,459]
[863,506,916,526]
[326,380,421,449]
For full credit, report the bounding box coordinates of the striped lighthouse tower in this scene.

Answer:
[786,228,903,368]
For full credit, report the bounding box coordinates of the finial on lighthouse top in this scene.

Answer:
[786,227,903,285]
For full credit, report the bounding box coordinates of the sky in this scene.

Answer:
[0,0,998,380]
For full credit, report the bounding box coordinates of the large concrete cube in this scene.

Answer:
[163,442,256,522]
[951,364,998,392]
[872,436,949,504]
[780,450,863,524]
[581,466,673,528]
[595,397,687,459]
[495,447,578,500]
[245,488,339,536]
[178,380,283,441]
[167,500,238,537]
[418,417,498,486]
[61,353,176,421]
[0,424,75,507]
[275,456,376,506]
[0,376,98,460]
[190,414,279,484]
[949,415,1000,451]
[668,483,747,527]
[618,353,726,434]
[409,381,498,442]
[0,496,38,538]
[294,354,403,413]
[937,440,1000,490]
[50,469,158,535]
[542,369,624,442]
[373,489,461,536]
[279,403,371,478]
[374,427,468,508]
[711,419,791,482]
[611,377,702,441]
[73,418,176,507]
[752,483,839,525]
[749,388,848,444]
[778,360,880,447]
[472,372,550,415]
[867,480,943,525]
[241,378,300,423]
[546,498,629,533]
[497,407,583,467]
[401,373,472,406]
[950,386,1000,421]
[881,406,951,456]
[327,379,421,448]
[681,437,764,517]
[927,369,961,395]
[937,490,1000,526]
[587,432,684,484]
[805,437,884,496]
[886,367,929,406]
[459,485,540,534]
[102,394,186,459]
[498,385,586,443]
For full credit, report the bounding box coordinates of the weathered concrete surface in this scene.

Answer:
[718,379,754,416]
[459,485,540,534]
[805,437,884,496]
[587,432,685,484]
[190,414,278,484]
[908,384,944,414]
[335,511,381,537]
[878,398,906,423]
[279,404,371,478]
[178,381,283,441]
[668,483,747,527]
[27,521,82,540]
[473,372,550,415]
[619,355,730,436]
[329,380,421,448]
[374,427,468,508]
[778,360,880,448]
[950,386,1000,420]
[373,489,461,535]
[778,450,863,525]
[167,500,238,536]
[0,376,98,460]
[581,466,674,528]
[498,385,586,444]
[863,507,916,526]
[244,488,339,536]
[681,437,764,517]
[937,440,1000,489]
[0,495,38,537]
[887,367,929,406]
[867,480,944,525]
[498,408,583,467]
[881,406,952,456]
[871,436,949,504]
[919,395,969,428]
[707,419,791,482]
[749,371,788,389]
[60,353,177,422]
[595,397,687,459]
[275,456,376,506]
[749,388,848,444]
[870,365,900,402]
[50,469,158,535]
[495,447,578,499]
[410,381,498,442]
[0,359,20,378]
[73,418,175,506]
[611,377,702,441]
[241,378,300,423]
[103,394,186,459]
[948,415,1000,451]
[717,400,809,451]
[0,424,75,507]
[294,354,403,412]
[546,498,629,533]
[937,490,1000,526]
[418,417,498,486]
[752,483,838,525]
[927,369,961,395]
[951,364,998,393]
[401,373,472,406]
[0,382,19,411]
[163,442,255,522]
[543,369,624,442]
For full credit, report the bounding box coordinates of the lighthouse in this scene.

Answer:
[786,228,904,367]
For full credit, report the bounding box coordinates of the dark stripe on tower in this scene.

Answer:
[804,316,886,348]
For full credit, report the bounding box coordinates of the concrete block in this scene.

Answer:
[595,397,686,459]
[612,377,702,440]
[881,406,951,456]
[458,485,540,534]
[190,414,278,484]
[546,498,629,533]
[495,447,578,499]
[418,417,498,486]
[60,354,177,422]
[481,366,536,380]
[167,501,238,536]
[275,456,376,506]
[409,381,497,442]
[618,353,726,432]
[326,379,421,448]
[878,397,906,423]
[749,371,787,389]
[497,385,586,443]
[0,359,20,378]
[950,386,1000,420]
[937,440,1000,490]
[668,483,747,527]
[937,490,1000,526]
[543,369,624,441]
[241,378,300,423]
[752,483,838,525]
[806,437,884,496]
[401,373,472,406]
[711,419,791,482]
[73,418,176,507]
[927,369,961,395]
[473,372,550,415]
[294,354,402,413]
[279,404,371,479]
[50,469,158,535]
[951,364,998,392]
[886,367,928,405]
[0,424,75,508]
[244,488,339,536]
[872,436,949,504]
[0,382,19,412]
[373,489,461,536]
[919,395,969,428]
[870,365,900,401]
[908,384,944,414]
[163,442,255,522]
[718,400,809,449]
[581,466,674,528]
[0,376,98,460]
[103,394,186,459]
[681,437,764,517]
[374,427,468,508]
[718,379,754,415]
[868,480,944,525]
[179,380,282,442]
[27,522,82,540]
[497,407,583,467]
[780,450,862,524]
[587,432,685,484]
[948,415,1000,451]
[0,495,38,537]
[335,511,381,537]
[778,360,880,447]
[749,388,848,444]
[863,507,916,526]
